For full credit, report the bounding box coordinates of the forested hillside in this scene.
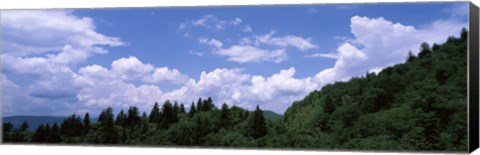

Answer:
[2,29,468,152]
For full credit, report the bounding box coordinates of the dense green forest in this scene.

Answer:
[2,29,468,152]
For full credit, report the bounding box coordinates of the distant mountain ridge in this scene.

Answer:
[3,116,67,131]
[3,111,281,131]
[262,110,282,122]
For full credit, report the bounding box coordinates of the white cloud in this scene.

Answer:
[314,16,466,85]
[199,31,316,63]
[306,52,339,59]
[2,54,73,77]
[1,10,124,63]
[77,64,114,85]
[142,67,189,84]
[188,51,204,57]
[243,25,253,32]
[111,56,155,80]
[156,67,316,113]
[177,23,187,31]
[255,31,318,51]
[184,14,244,31]
[230,18,243,25]
[248,67,318,102]
[77,80,163,111]
[199,38,224,48]
[216,45,287,63]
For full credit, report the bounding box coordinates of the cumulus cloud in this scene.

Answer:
[142,67,189,84]
[1,10,124,62]
[314,16,466,85]
[157,67,316,113]
[72,57,189,112]
[77,80,163,111]
[111,56,155,80]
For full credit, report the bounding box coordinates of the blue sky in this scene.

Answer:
[1,2,468,116]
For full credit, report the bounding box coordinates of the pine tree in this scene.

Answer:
[219,103,230,129]
[19,120,29,131]
[418,42,431,58]
[196,98,203,112]
[142,111,147,119]
[180,103,186,113]
[43,124,51,142]
[189,102,197,117]
[116,109,126,126]
[48,123,61,143]
[2,122,14,133]
[173,102,180,114]
[203,97,214,111]
[248,105,267,139]
[126,106,141,127]
[149,102,161,123]
[83,113,91,135]
[160,100,177,129]
[98,107,118,144]
[31,124,47,142]
[460,27,468,41]
[407,50,416,62]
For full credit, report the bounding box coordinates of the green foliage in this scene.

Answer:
[282,30,468,151]
[248,105,268,139]
[83,113,91,134]
[3,122,14,133]
[19,120,29,132]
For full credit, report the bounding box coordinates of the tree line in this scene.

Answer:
[3,97,269,146]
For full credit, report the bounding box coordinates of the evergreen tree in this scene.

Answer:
[460,27,468,41]
[149,102,161,123]
[418,42,431,58]
[180,104,186,113]
[173,101,180,115]
[189,102,197,117]
[83,112,91,134]
[248,105,267,139]
[160,100,177,129]
[98,107,118,144]
[196,98,203,112]
[31,124,47,142]
[142,111,147,120]
[116,109,126,126]
[126,106,141,127]
[2,122,14,133]
[219,103,230,129]
[48,123,61,143]
[60,114,84,138]
[19,120,29,131]
[203,97,214,111]
[407,50,416,62]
